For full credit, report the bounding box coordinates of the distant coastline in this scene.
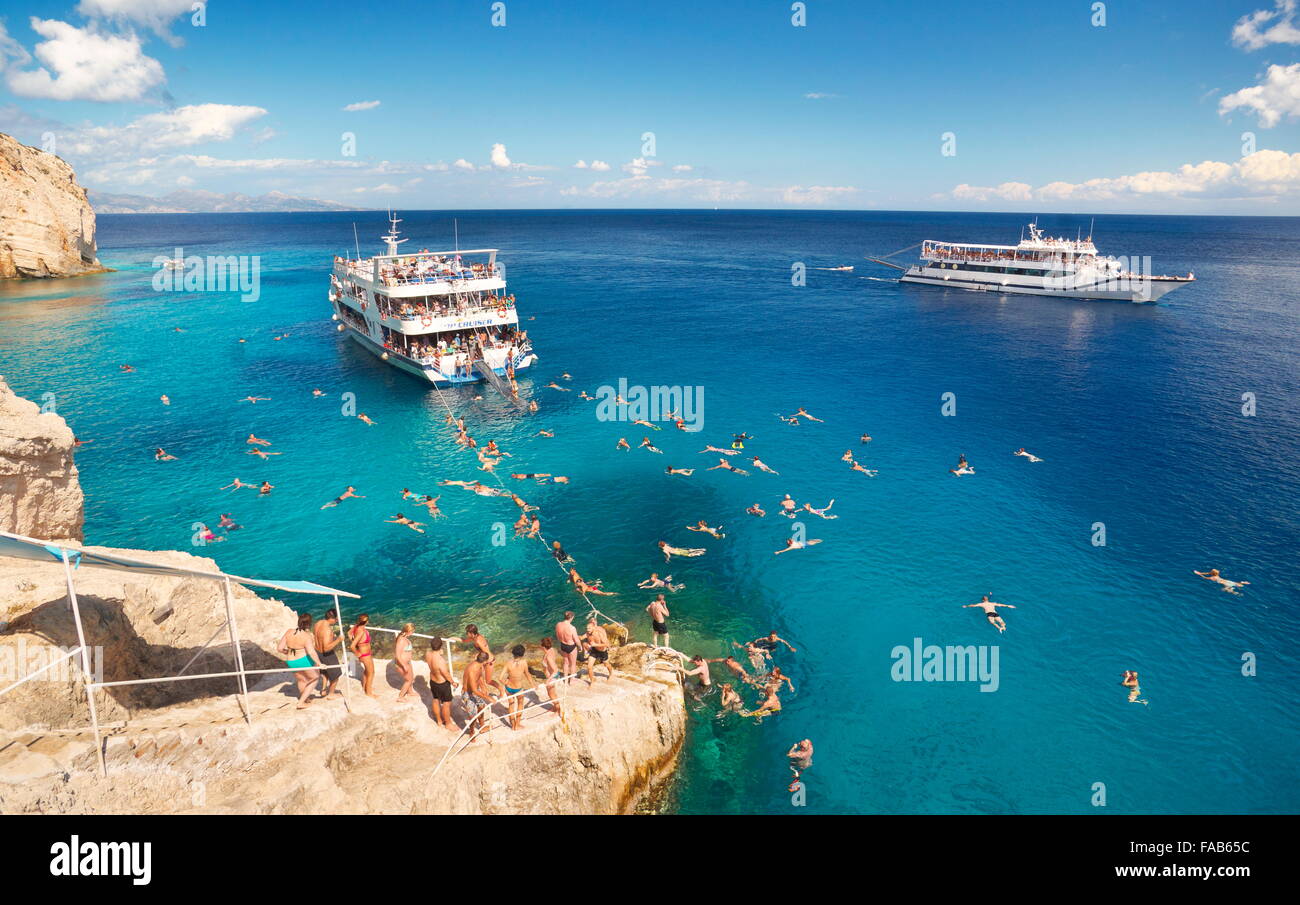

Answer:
[88,188,371,215]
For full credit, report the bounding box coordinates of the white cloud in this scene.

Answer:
[76,0,195,46]
[943,150,1300,204]
[453,158,476,171]
[58,104,268,161]
[342,100,381,112]
[780,184,858,205]
[573,159,588,168]
[589,160,610,171]
[803,92,839,99]
[4,18,165,102]
[490,142,511,168]
[622,157,661,178]
[672,164,692,172]
[1232,0,1300,50]
[1219,62,1300,127]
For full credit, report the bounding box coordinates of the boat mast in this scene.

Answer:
[382,210,407,257]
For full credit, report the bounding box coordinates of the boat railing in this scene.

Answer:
[377,264,503,288]
[383,296,517,324]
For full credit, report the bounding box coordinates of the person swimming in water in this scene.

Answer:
[746,502,766,517]
[849,459,878,477]
[385,513,425,533]
[659,541,705,562]
[1193,568,1250,594]
[221,478,256,491]
[259,481,274,496]
[1013,447,1043,462]
[246,447,283,460]
[686,520,725,538]
[708,458,749,476]
[321,486,365,509]
[731,432,752,450]
[778,493,798,518]
[788,738,813,789]
[802,499,836,519]
[154,448,177,461]
[639,437,663,453]
[741,686,781,721]
[963,594,1015,632]
[240,396,271,404]
[615,437,630,451]
[700,444,739,456]
[775,537,822,555]
[358,413,376,425]
[750,456,779,475]
[949,454,975,476]
[665,465,694,476]
[1120,670,1148,705]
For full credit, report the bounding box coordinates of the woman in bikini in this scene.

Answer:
[279,613,321,709]
[394,623,417,703]
[349,613,377,697]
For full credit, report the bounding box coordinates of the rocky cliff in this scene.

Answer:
[0,132,105,279]
[0,375,84,541]
[0,382,686,814]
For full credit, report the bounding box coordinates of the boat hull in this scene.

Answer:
[343,325,536,386]
[898,273,1191,303]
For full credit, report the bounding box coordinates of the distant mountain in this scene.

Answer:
[88,189,366,214]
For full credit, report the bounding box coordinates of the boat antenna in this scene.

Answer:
[352,222,360,260]
[454,217,459,253]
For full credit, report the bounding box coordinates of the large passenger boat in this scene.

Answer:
[328,215,537,384]
[882,221,1194,302]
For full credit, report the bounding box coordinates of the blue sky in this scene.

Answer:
[1,0,1299,211]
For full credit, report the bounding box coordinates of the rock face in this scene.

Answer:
[0,132,105,279]
[0,375,84,541]
[0,382,687,813]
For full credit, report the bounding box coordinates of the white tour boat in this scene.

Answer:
[328,214,537,385]
[876,221,1194,302]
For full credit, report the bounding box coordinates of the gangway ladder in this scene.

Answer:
[470,333,531,412]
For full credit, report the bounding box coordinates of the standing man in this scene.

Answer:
[647,594,671,649]
[313,609,345,700]
[555,611,581,680]
[425,636,455,730]
[582,618,612,685]
[460,652,498,740]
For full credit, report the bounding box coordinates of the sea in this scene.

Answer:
[1,209,1297,815]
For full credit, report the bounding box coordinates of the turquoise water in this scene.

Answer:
[1,210,1297,814]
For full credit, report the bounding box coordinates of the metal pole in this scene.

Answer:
[62,550,105,776]
[222,578,252,726]
[331,593,352,712]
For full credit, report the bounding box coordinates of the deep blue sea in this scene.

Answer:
[2,210,1297,814]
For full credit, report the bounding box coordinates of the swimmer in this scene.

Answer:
[708,458,749,476]
[788,739,813,788]
[246,433,272,446]
[751,457,779,475]
[527,400,538,413]
[962,594,1015,633]
[682,655,712,689]
[719,683,743,712]
[686,520,725,538]
[312,389,325,397]
[221,478,256,491]
[699,445,739,456]
[536,429,555,437]
[385,513,426,533]
[637,573,684,592]
[778,494,798,518]
[545,382,571,392]
[802,499,837,519]
[632,419,661,430]
[794,407,823,422]
[860,433,872,443]
[358,413,376,425]
[615,438,630,451]
[639,437,663,453]
[665,466,694,476]
[1013,447,1043,462]
[774,537,822,555]
[417,495,443,518]
[741,687,781,720]
[734,640,771,673]
[258,481,274,495]
[706,656,752,684]
[510,473,570,484]
[765,667,795,694]
[154,448,177,461]
[659,541,705,562]
[160,395,170,406]
[560,373,572,380]
[218,513,241,531]
[747,503,766,517]
[568,568,617,597]
[1120,670,1149,705]
[849,460,879,476]
[119,364,135,373]
[240,396,271,404]
[578,391,595,401]
[195,523,225,544]
[841,450,854,463]
[246,448,282,459]
[751,631,797,654]
[1193,568,1250,594]
[551,540,574,564]
[777,413,800,425]
[73,437,93,447]
[321,486,365,509]
[731,432,752,450]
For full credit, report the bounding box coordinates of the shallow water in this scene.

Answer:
[1,209,1296,814]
